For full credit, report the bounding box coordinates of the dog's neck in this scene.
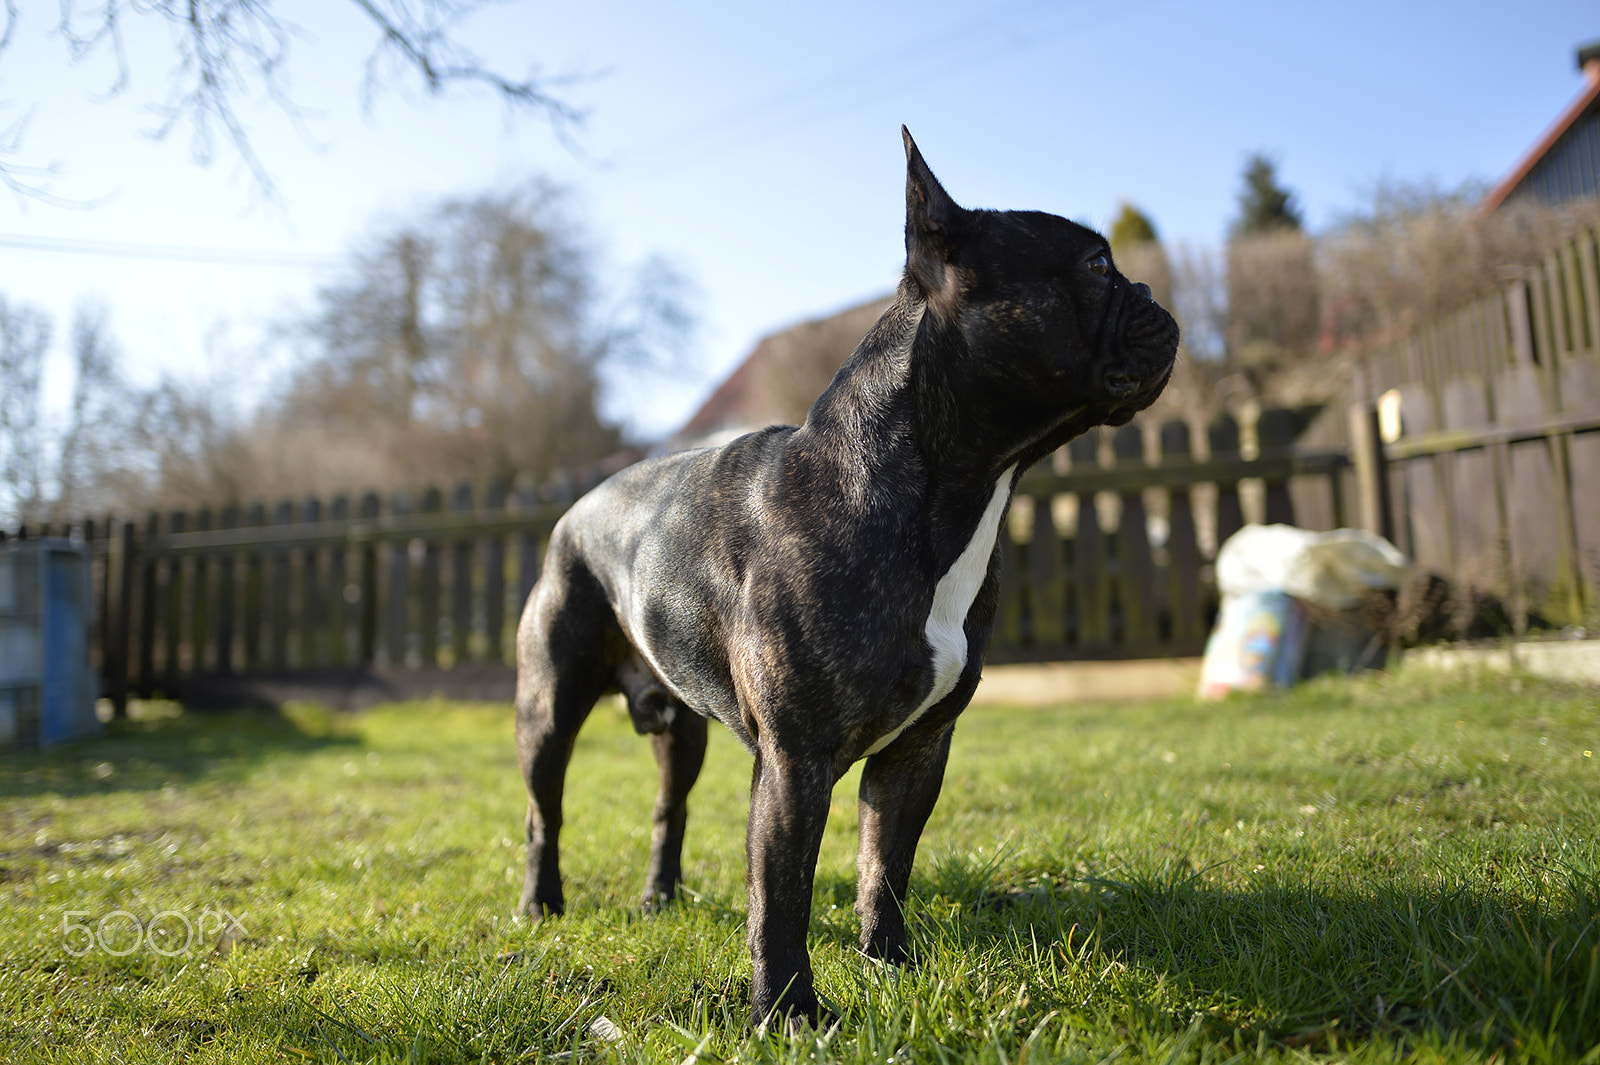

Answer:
[796,282,1044,572]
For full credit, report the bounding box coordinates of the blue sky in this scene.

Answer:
[1,0,1595,440]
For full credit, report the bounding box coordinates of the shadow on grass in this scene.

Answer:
[0,704,360,799]
[916,854,1600,1055]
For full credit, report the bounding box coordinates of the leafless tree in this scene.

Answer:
[49,305,138,521]
[0,178,691,520]
[0,298,144,526]
[0,0,583,204]
[0,295,50,525]
[1321,182,1600,345]
[225,179,692,501]
[105,376,243,511]
[1225,228,1321,399]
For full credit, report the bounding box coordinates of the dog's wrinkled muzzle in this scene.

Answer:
[1094,276,1178,407]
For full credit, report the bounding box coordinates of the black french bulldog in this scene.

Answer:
[514,128,1178,1027]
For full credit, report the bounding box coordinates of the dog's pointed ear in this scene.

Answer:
[902,127,964,306]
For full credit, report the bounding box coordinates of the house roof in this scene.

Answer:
[1478,42,1600,216]
[673,336,767,443]
[671,293,895,448]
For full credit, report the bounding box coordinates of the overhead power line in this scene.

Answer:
[0,232,344,268]
[622,0,1159,171]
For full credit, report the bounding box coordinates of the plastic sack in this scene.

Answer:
[1199,525,1409,698]
[1215,524,1410,609]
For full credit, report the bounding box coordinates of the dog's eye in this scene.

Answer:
[1087,253,1111,277]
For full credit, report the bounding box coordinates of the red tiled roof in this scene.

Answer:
[1478,51,1600,216]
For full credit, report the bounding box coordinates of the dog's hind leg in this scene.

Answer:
[514,554,619,920]
[614,648,708,909]
[516,666,607,918]
[642,703,708,911]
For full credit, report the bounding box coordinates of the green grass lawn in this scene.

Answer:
[1,665,1596,1063]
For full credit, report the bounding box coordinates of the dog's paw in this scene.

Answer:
[753,1001,842,1038]
[860,934,916,968]
[516,893,565,922]
[750,983,844,1036]
[783,1004,843,1039]
[639,889,679,915]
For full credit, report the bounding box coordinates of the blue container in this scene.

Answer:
[0,540,100,749]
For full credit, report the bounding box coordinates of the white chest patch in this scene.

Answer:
[865,466,1015,755]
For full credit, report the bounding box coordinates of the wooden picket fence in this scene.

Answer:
[78,483,572,711]
[12,408,1358,712]
[992,410,1349,662]
[1315,220,1600,629]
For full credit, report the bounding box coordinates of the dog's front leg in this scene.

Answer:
[745,746,834,1028]
[854,725,955,964]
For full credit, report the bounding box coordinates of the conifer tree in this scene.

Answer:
[1109,202,1160,257]
[1231,154,1304,236]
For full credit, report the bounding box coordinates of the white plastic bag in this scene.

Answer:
[1215,524,1410,609]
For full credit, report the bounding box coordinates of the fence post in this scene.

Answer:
[418,487,444,668]
[386,491,412,668]
[1068,433,1109,649]
[1159,420,1205,644]
[483,481,509,664]
[1208,415,1245,549]
[216,505,239,675]
[137,512,159,696]
[1027,488,1065,649]
[107,520,137,718]
[1256,407,1298,527]
[1111,425,1155,646]
[192,508,212,674]
[90,517,110,685]
[328,496,350,666]
[1347,401,1395,544]
[516,475,549,624]
[242,503,266,672]
[268,501,294,672]
[162,510,187,685]
[299,496,323,669]
[357,493,381,667]
[450,483,475,666]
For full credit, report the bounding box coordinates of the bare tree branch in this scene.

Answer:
[0,296,52,527]
[3,0,585,205]
[349,0,583,121]
[0,0,18,54]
